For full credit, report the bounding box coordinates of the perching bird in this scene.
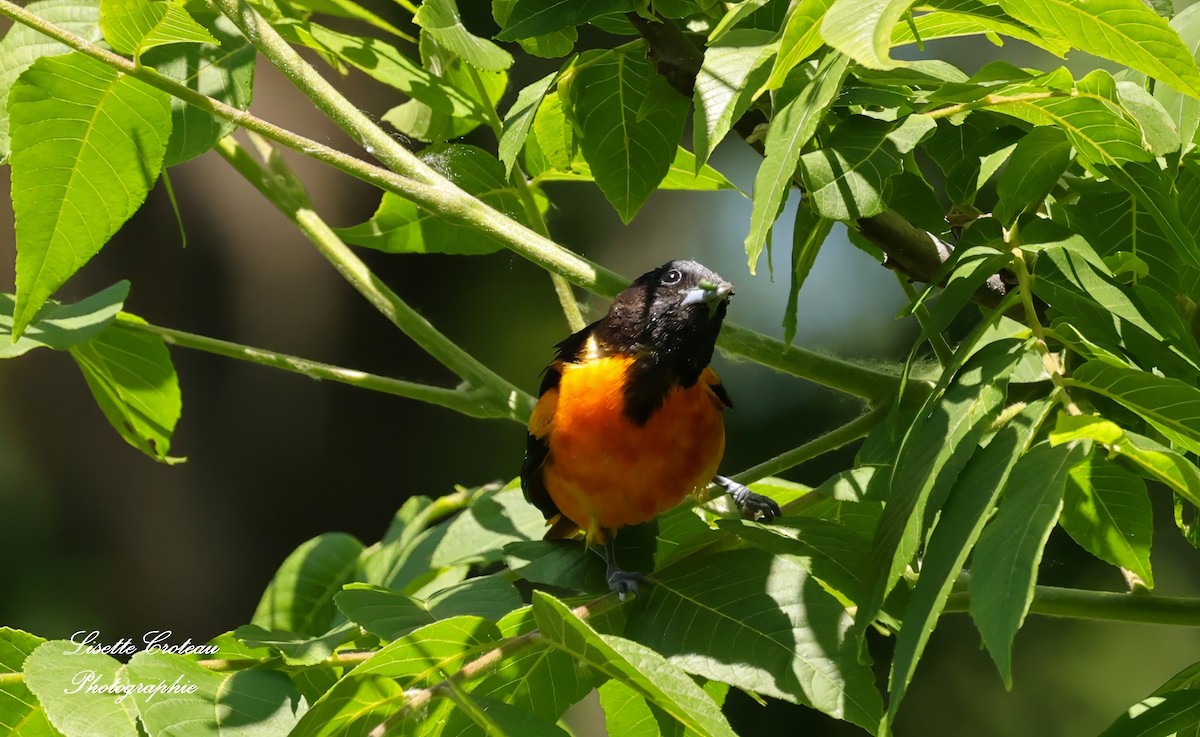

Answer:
[521,260,781,597]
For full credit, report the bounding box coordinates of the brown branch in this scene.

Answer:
[627,13,1011,308]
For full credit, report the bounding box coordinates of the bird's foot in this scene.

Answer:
[715,475,782,523]
[607,568,648,601]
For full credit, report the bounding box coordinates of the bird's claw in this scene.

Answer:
[607,569,648,601]
[721,477,782,523]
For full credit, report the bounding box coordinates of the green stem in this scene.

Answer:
[732,403,890,485]
[944,585,1200,627]
[216,136,534,421]
[0,0,906,402]
[925,91,1061,121]
[113,316,512,419]
[896,273,953,367]
[1008,244,1081,416]
[467,64,587,333]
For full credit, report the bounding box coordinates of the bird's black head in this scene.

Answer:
[594,260,733,377]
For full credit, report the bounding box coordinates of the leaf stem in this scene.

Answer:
[896,273,953,366]
[925,92,1062,121]
[944,585,1200,626]
[1008,244,1082,416]
[112,315,514,419]
[216,135,534,421]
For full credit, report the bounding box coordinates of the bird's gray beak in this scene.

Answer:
[681,279,734,317]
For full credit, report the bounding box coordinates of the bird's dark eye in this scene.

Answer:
[662,269,682,285]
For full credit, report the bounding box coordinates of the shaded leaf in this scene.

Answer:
[251,533,364,637]
[1069,359,1200,455]
[625,548,883,732]
[798,114,935,221]
[764,0,835,91]
[1060,453,1154,587]
[570,48,689,221]
[335,576,522,640]
[495,0,639,40]
[994,125,1070,225]
[69,315,183,463]
[782,200,834,343]
[1101,690,1200,737]
[888,399,1053,724]
[533,592,739,737]
[499,71,557,175]
[693,29,776,168]
[745,52,849,273]
[415,0,512,72]
[0,281,128,359]
[969,440,1090,687]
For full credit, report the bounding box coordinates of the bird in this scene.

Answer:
[521,260,781,598]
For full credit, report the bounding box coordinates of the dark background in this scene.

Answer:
[3,5,1200,735]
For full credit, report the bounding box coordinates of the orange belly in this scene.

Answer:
[541,357,726,535]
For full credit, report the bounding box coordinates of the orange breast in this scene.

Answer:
[540,357,726,536]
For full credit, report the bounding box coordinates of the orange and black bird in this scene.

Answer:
[521,260,781,597]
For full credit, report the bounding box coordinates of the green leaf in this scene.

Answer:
[1060,453,1154,587]
[337,145,533,255]
[99,0,217,57]
[890,0,1069,54]
[995,0,1200,99]
[1051,414,1200,510]
[457,621,593,732]
[251,532,364,637]
[855,339,1029,635]
[0,0,103,162]
[744,52,850,273]
[499,71,557,175]
[9,52,171,338]
[144,11,255,167]
[415,0,512,72]
[528,89,574,172]
[1156,4,1200,152]
[0,629,56,737]
[0,281,128,359]
[495,0,639,40]
[1116,80,1180,156]
[887,399,1053,724]
[625,548,883,731]
[233,621,358,666]
[126,650,305,736]
[431,484,547,567]
[23,641,139,737]
[764,0,834,92]
[336,576,522,640]
[68,315,183,462]
[599,680,661,737]
[693,29,776,168]
[351,616,503,685]
[820,0,918,70]
[1101,690,1200,737]
[970,439,1090,687]
[798,113,935,221]
[994,125,1070,225]
[288,675,407,737]
[532,592,739,737]
[1099,161,1200,270]
[284,21,477,119]
[570,48,689,222]
[782,200,834,343]
[533,147,738,192]
[1069,360,1200,455]
[381,33,504,143]
[444,690,570,737]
